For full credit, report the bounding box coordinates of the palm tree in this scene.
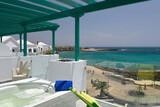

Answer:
[137,85,144,94]
[91,79,109,98]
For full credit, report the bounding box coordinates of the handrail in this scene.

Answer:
[70,88,100,107]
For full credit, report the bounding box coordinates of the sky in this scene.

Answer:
[14,0,160,47]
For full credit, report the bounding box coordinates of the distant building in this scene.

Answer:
[17,40,38,55]
[2,36,19,53]
[37,42,50,54]
[2,36,50,55]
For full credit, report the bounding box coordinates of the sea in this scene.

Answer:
[59,47,160,69]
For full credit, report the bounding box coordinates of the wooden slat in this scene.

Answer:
[26,0,69,11]
[0,8,37,18]
[0,12,31,21]
[0,2,46,16]
[56,0,82,8]
[25,0,149,25]
[0,22,59,35]
[0,0,56,14]
[81,0,96,4]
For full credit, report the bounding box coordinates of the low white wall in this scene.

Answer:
[47,61,73,81]
[32,92,123,107]
[0,54,59,82]
[72,60,87,91]
[96,99,124,107]
[0,57,18,82]
[0,54,86,92]
[47,60,87,91]
[0,43,12,57]
[33,92,79,107]
[31,55,59,79]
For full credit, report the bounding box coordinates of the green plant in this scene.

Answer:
[137,85,143,93]
[91,79,109,97]
[44,49,52,54]
[128,85,145,97]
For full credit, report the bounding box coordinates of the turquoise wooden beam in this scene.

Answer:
[0,8,38,18]
[0,1,46,16]
[24,0,148,25]
[2,27,59,36]
[1,0,57,14]
[23,26,27,56]
[56,0,82,8]
[26,0,69,11]
[75,15,80,61]
[19,33,22,52]
[81,0,96,4]
[52,30,55,54]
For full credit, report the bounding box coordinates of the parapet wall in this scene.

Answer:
[0,55,59,82]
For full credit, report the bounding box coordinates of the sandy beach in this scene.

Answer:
[86,66,160,106]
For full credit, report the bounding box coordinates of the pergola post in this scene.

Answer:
[19,33,22,52]
[23,26,27,56]
[74,15,82,61]
[52,30,55,54]
[0,36,2,43]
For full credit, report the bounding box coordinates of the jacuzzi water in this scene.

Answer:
[0,79,123,107]
[0,83,53,107]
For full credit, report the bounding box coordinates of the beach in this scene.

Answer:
[60,49,160,106]
[86,66,160,106]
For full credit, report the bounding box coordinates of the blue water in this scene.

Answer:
[59,47,160,66]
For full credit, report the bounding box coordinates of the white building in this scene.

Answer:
[2,36,19,53]
[37,42,50,54]
[2,36,50,55]
[17,40,38,55]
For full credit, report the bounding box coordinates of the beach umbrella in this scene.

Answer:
[137,64,155,80]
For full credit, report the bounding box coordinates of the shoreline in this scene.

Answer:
[86,65,160,106]
[81,48,119,52]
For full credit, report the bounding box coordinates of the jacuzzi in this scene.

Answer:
[0,78,79,107]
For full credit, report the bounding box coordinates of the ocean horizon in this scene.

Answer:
[60,47,160,68]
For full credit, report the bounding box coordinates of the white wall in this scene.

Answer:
[96,99,124,107]
[30,92,123,107]
[5,41,18,51]
[0,54,59,82]
[0,54,87,95]
[31,55,59,79]
[0,43,12,57]
[72,60,87,91]
[47,60,87,91]
[0,57,18,82]
[47,61,73,81]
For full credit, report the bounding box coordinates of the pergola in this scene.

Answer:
[0,22,59,56]
[0,0,149,60]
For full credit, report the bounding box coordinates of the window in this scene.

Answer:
[12,49,15,52]
[33,48,37,53]
[28,49,32,53]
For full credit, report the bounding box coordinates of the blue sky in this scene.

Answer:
[16,0,160,47]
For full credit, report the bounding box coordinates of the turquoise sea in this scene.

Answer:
[60,47,160,69]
